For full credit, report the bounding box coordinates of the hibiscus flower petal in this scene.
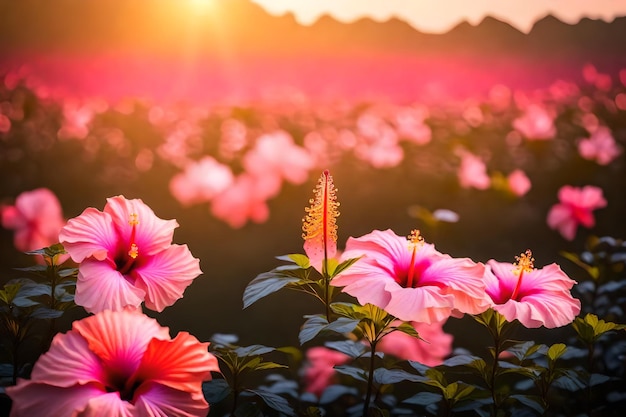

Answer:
[133,382,209,417]
[60,207,117,262]
[73,310,170,378]
[75,259,146,313]
[77,391,136,417]
[104,196,178,256]
[6,382,106,417]
[133,244,202,312]
[383,283,453,323]
[30,330,105,387]
[134,332,218,394]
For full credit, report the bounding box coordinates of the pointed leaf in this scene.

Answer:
[330,257,361,278]
[390,322,422,340]
[325,340,368,359]
[299,315,360,345]
[202,379,232,404]
[234,344,275,357]
[547,343,567,362]
[243,270,301,309]
[334,365,368,382]
[246,389,296,416]
[373,368,427,385]
[275,254,310,269]
[509,395,545,414]
[319,385,359,404]
[403,392,443,406]
[252,362,288,371]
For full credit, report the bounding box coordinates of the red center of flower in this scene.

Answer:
[403,230,425,288]
[118,213,139,276]
[510,249,534,301]
[105,371,143,403]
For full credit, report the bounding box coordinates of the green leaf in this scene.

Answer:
[373,368,426,385]
[14,265,48,273]
[506,341,547,362]
[553,370,586,391]
[572,314,626,343]
[403,392,443,406]
[330,302,362,319]
[276,254,310,269]
[243,270,301,309]
[0,282,23,304]
[299,315,360,345]
[252,362,287,371]
[547,343,567,362]
[246,389,296,416]
[202,379,232,404]
[453,384,476,401]
[234,344,275,357]
[389,322,422,340]
[440,354,482,368]
[319,385,359,404]
[509,395,545,414]
[325,340,367,359]
[334,365,368,382]
[29,307,64,319]
[329,256,361,278]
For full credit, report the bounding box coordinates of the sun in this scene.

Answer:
[187,0,216,14]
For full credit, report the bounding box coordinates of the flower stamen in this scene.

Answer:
[511,249,534,301]
[302,170,340,274]
[119,213,139,274]
[406,230,424,288]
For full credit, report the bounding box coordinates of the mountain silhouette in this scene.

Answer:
[0,0,623,103]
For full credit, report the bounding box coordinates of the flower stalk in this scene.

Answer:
[303,170,340,321]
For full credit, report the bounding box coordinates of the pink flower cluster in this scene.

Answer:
[547,185,607,241]
[7,196,218,417]
[0,188,66,254]
[332,229,580,330]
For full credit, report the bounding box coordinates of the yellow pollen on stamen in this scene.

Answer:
[127,213,139,259]
[511,249,535,301]
[302,171,339,243]
[513,249,535,276]
[129,213,139,226]
[407,229,424,248]
[128,243,139,259]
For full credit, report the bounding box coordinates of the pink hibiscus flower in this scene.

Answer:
[512,104,556,140]
[169,156,234,206]
[242,130,314,190]
[484,250,581,328]
[6,309,219,417]
[456,150,491,190]
[546,185,607,241]
[378,320,453,366]
[1,188,66,252]
[302,346,350,397]
[577,126,621,166]
[331,229,490,324]
[210,173,276,228]
[507,169,531,197]
[59,195,202,313]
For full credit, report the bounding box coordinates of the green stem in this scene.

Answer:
[12,341,19,385]
[230,372,239,417]
[363,339,378,417]
[490,334,501,417]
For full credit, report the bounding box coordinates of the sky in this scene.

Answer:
[250,0,626,34]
